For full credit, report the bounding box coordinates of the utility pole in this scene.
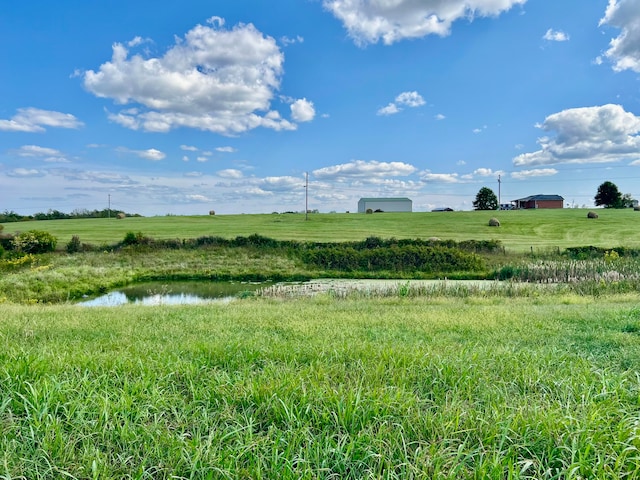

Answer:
[108,194,111,218]
[305,172,309,221]
[498,174,501,209]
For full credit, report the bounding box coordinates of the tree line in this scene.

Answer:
[0,208,141,223]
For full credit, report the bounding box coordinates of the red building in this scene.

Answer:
[513,194,564,209]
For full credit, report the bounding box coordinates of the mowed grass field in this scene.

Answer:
[3,208,640,252]
[3,296,640,479]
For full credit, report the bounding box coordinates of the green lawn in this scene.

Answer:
[2,208,639,252]
[2,295,640,478]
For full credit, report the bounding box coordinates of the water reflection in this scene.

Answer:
[78,281,268,307]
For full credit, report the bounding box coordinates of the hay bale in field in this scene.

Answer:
[488,217,500,227]
[587,211,598,219]
[428,237,441,242]
[634,206,640,211]
[116,213,126,219]
[209,210,215,215]
[365,208,373,214]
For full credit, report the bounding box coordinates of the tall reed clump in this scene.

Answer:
[496,257,640,283]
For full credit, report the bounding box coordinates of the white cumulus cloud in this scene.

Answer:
[0,108,83,132]
[13,145,63,158]
[84,17,307,135]
[513,104,640,166]
[377,91,425,116]
[420,171,462,183]
[290,98,316,122]
[323,0,527,45]
[217,169,244,179]
[313,160,417,179]
[543,29,569,42]
[599,0,640,72]
[6,168,45,178]
[511,168,558,180]
[216,146,237,153]
[118,147,166,161]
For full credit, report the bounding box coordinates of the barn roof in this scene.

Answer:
[358,197,412,202]
[513,194,564,202]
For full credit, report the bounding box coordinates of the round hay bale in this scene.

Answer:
[428,237,441,242]
[634,206,640,212]
[365,208,373,214]
[488,217,500,227]
[209,210,216,216]
[587,211,598,219]
[116,213,126,219]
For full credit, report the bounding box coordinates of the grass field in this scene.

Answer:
[3,208,640,252]
[3,295,640,479]
[3,210,640,478]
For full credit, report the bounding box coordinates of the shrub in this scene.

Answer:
[122,231,152,246]
[123,231,137,245]
[66,235,82,254]
[0,234,13,251]
[11,230,57,254]
[301,244,485,273]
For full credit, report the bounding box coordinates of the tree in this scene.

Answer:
[473,187,498,210]
[594,181,622,208]
[621,193,636,208]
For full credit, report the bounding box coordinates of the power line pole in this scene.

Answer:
[108,194,111,218]
[498,174,501,209]
[305,172,309,221]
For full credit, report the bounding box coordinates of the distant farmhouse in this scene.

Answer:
[513,194,564,209]
[358,197,412,213]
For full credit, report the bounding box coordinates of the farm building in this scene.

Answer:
[358,197,412,213]
[513,194,564,209]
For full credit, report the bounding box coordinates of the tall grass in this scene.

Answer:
[2,296,640,478]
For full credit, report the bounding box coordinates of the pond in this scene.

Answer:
[78,281,269,307]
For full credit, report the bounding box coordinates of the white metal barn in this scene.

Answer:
[358,197,412,213]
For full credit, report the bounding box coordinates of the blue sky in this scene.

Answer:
[2,0,640,215]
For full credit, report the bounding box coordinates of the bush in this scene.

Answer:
[11,230,57,254]
[66,235,82,254]
[122,231,152,246]
[301,244,485,273]
[0,234,13,251]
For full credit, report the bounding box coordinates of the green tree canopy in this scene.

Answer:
[595,181,622,208]
[473,187,498,211]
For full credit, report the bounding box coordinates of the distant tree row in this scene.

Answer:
[0,208,141,223]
